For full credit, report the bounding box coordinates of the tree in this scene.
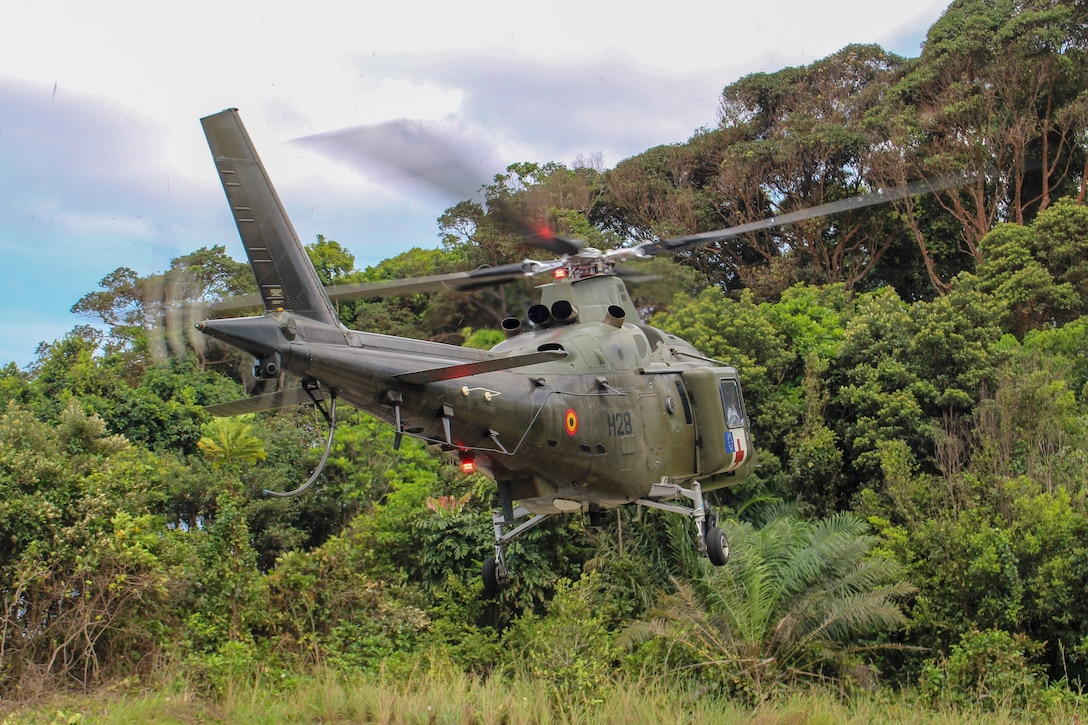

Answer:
[975,198,1088,335]
[306,235,355,286]
[1021,197,1088,313]
[197,416,267,472]
[976,223,1078,335]
[0,402,181,693]
[602,137,726,243]
[868,0,1088,288]
[196,416,268,640]
[828,281,1003,492]
[920,628,1058,714]
[72,246,255,370]
[502,574,617,708]
[714,45,909,295]
[867,466,1088,682]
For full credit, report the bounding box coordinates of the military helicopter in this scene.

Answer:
[196,108,947,594]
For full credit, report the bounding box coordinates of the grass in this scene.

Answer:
[0,671,1079,724]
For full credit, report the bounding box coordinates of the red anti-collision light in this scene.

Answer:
[460,455,475,474]
[553,268,568,280]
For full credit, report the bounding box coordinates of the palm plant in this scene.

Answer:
[626,503,915,700]
[197,416,267,470]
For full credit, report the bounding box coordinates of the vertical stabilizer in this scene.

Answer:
[201,109,339,324]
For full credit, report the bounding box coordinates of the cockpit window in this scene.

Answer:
[719,379,745,429]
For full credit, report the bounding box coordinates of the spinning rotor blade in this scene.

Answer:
[527,229,582,257]
[294,119,491,204]
[144,268,211,365]
[293,120,582,257]
[201,121,972,323]
[206,293,272,315]
[486,198,583,256]
[205,385,328,417]
[632,173,969,258]
[322,263,532,301]
[205,263,533,314]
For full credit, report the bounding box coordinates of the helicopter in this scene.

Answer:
[196,108,949,594]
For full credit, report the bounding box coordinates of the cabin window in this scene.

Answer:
[674,379,693,425]
[719,379,745,429]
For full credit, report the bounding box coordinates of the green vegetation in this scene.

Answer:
[1,671,1078,724]
[4,0,1088,720]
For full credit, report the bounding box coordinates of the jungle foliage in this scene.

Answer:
[4,0,1088,719]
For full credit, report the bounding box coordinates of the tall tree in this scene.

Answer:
[197,416,268,640]
[976,198,1088,335]
[713,45,909,296]
[72,246,255,371]
[868,0,1088,290]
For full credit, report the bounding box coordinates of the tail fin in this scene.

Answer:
[201,109,339,324]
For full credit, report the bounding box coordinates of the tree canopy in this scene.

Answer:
[4,2,1088,718]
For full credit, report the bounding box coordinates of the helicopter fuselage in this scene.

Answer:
[199,273,753,515]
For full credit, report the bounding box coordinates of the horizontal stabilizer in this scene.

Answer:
[205,386,327,417]
[395,349,567,385]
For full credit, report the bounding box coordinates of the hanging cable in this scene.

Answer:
[264,388,337,498]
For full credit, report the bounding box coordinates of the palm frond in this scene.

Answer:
[631,508,915,694]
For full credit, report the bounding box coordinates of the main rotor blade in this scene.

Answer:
[487,197,583,256]
[634,173,969,257]
[295,119,491,204]
[206,263,532,314]
[207,293,265,315]
[322,263,532,301]
[206,385,327,417]
[293,120,583,257]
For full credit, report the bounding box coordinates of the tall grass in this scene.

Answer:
[0,671,1079,724]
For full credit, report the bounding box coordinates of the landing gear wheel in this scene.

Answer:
[482,557,508,596]
[706,526,730,566]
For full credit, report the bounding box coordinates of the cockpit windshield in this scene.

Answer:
[719,378,745,429]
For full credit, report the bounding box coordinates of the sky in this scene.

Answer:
[0,0,951,368]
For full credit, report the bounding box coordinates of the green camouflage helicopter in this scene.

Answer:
[196,108,944,594]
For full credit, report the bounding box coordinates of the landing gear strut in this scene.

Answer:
[482,555,509,596]
[635,478,730,567]
[483,503,554,596]
[481,478,731,595]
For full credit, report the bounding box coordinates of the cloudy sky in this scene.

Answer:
[0,0,950,367]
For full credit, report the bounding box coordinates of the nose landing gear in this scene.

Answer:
[635,479,730,567]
